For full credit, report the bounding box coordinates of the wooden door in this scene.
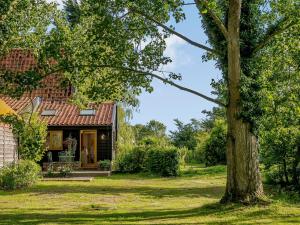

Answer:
[80,130,97,168]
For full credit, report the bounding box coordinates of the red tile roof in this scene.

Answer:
[0,49,116,127]
[0,96,32,113]
[0,49,72,101]
[0,49,36,72]
[38,101,115,126]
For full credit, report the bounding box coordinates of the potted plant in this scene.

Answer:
[98,160,111,171]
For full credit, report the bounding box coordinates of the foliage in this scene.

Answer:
[116,146,147,173]
[0,114,48,162]
[146,146,180,176]
[259,21,300,188]
[139,135,170,148]
[0,0,61,98]
[193,132,210,163]
[46,164,55,177]
[58,165,73,177]
[116,106,136,153]
[98,160,111,171]
[204,119,227,167]
[0,160,41,190]
[170,119,202,150]
[133,120,167,143]
[115,143,180,177]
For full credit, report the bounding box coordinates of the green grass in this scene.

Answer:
[0,164,299,224]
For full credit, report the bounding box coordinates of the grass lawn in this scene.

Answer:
[0,165,299,225]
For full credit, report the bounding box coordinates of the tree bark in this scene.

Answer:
[221,0,264,203]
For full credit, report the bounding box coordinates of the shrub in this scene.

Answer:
[0,114,47,162]
[98,160,111,171]
[115,145,180,176]
[58,165,72,177]
[116,146,147,173]
[260,127,300,187]
[204,120,227,166]
[264,165,283,185]
[179,147,189,167]
[0,160,41,190]
[146,146,180,177]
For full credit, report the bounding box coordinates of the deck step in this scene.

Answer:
[71,171,111,177]
[42,177,94,182]
[42,170,111,178]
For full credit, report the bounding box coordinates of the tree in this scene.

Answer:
[2,0,298,203]
[204,119,227,167]
[0,113,48,162]
[0,0,59,98]
[259,21,300,188]
[55,0,298,203]
[116,105,136,153]
[133,120,167,143]
[170,119,202,150]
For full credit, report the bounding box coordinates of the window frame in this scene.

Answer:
[48,130,63,150]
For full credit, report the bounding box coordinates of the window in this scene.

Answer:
[79,109,96,116]
[48,131,63,150]
[41,109,57,116]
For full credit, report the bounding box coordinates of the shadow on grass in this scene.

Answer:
[0,202,298,225]
[181,165,226,178]
[109,165,227,180]
[0,184,225,199]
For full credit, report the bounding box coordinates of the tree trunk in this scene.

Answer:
[283,158,289,185]
[221,0,264,203]
[292,146,300,186]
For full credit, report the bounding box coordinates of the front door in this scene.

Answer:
[80,130,97,168]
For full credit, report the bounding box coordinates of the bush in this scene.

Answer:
[204,120,227,166]
[264,165,283,185]
[58,165,72,177]
[260,127,300,187]
[98,160,111,171]
[0,114,47,162]
[0,160,41,190]
[115,145,180,176]
[146,146,180,176]
[116,146,147,173]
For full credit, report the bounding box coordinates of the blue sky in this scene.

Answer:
[50,1,221,132]
[131,5,221,131]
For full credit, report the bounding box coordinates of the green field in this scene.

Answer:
[0,165,299,224]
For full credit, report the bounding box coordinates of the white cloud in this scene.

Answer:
[164,35,191,70]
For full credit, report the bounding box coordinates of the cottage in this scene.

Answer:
[0,50,118,170]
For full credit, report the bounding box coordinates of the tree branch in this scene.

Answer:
[194,0,228,40]
[46,64,226,107]
[129,8,216,53]
[146,71,226,107]
[251,19,297,55]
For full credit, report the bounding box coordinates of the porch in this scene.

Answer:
[41,126,114,170]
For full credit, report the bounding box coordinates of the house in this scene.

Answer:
[0,49,118,170]
[0,100,18,168]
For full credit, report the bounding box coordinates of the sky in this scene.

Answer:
[131,5,221,131]
[50,1,221,132]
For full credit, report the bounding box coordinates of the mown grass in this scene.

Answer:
[0,164,299,224]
